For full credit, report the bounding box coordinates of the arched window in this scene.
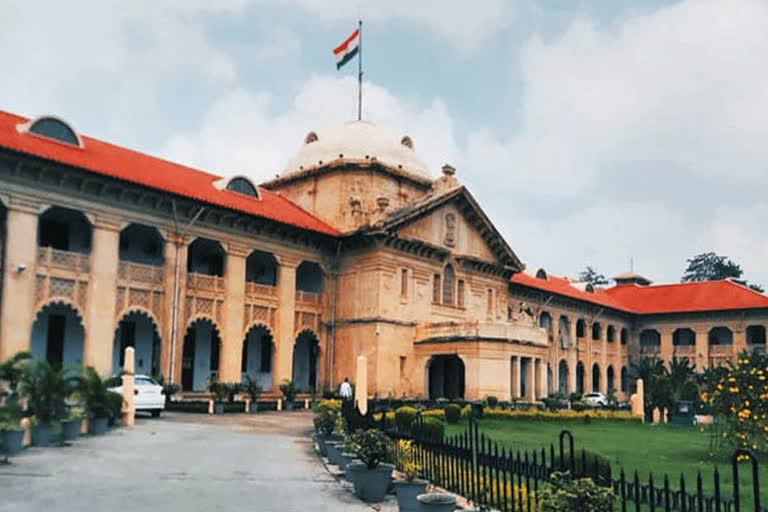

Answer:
[226,177,259,198]
[606,325,615,342]
[592,322,602,341]
[620,366,629,392]
[576,319,586,338]
[27,116,81,146]
[620,328,629,345]
[442,264,455,305]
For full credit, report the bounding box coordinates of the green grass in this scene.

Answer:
[445,418,766,507]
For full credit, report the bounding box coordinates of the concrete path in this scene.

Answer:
[0,411,384,512]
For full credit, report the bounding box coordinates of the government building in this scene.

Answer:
[1,110,767,401]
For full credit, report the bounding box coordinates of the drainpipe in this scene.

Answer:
[168,202,205,384]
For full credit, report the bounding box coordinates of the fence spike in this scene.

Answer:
[713,466,721,512]
[664,474,671,512]
[696,471,703,512]
[620,469,627,512]
[649,472,656,512]
[680,473,687,512]
[634,471,641,512]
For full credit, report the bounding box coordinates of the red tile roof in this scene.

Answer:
[0,111,338,236]
[511,271,768,314]
[511,272,628,311]
[603,279,768,314]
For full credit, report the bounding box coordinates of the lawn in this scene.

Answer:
[445,417,766,507]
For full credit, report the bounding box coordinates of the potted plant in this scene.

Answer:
[345,428,394,502]
[279,379,296,411]
[0,402,25,456]
[60,405,84,441]
[153,374,180,406]
[417,492,457,511]
[312,407,336,456]
[0,351,31,455]
[208,379,227,415]
[20,360,78,446]
[393,439,427,512]
[242,376,261,413]
[78,367,114,435]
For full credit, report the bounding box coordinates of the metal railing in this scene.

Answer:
[341,403,765,512]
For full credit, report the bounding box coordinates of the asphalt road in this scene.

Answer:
[0,411,378,512]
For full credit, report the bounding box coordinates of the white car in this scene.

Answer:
[583,392,608,407]
[108,374,165,417]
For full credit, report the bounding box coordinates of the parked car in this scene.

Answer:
[107,374,165,417]
[583,392,608,407]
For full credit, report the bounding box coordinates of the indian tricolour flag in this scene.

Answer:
[333,28,360,70]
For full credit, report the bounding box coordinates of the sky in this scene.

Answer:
[2,0,767,287]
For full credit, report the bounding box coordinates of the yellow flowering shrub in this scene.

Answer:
[702,351,768,453]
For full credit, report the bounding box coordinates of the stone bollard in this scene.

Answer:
[355,355,368,415]
[208,399,214,414]
[244,398,250,413]
[277,398,283,411]
[122,346,136,427]
[20,417,31,447]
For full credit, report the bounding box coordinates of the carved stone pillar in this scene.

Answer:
[525,357,535,401]
[568,320,578,394]
[275,255,299,386]
[0,196,39,360]
[733,326,747,358]
[160,233,186,382]
[695,327,710,369]
[219,243,248,382]
[84,215,120,374]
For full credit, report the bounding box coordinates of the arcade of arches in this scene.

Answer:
[3,111,768,403]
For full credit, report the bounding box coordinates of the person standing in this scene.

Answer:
[339,377,353,400]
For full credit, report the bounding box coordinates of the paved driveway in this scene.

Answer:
[0,412,374,512]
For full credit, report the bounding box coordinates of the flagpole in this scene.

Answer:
[358,19,363,121]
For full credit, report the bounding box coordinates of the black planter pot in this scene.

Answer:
[394,479,428,512]
[214,402,225,415]
[417,492,457,511]
[89,417,109,435]
[314,433,330,456]
[248,401,259,413]
[61,419,82,441]
[347,462,394,502]
[1,428,25,456]
[31,423,53,446]
[283,400,294,411]
[339,452,357,480]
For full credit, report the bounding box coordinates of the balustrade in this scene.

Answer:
[118,260,164,284]
[37,246,90,273]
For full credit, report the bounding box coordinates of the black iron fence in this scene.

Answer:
[341,403,764,512]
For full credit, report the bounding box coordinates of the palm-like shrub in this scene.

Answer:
[0,351,32,395]
[279,379,296,403]
[78,367,114,419]
[20,360,79,424]
[242,375,262,401]
[208,379,228,403]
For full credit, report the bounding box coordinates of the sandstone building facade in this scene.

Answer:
[1,111,766,401]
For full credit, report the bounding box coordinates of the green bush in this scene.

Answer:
[349,428,391,469]
[538,471,614,512]
[552,450,612,486]
[106,391,123,423]
[395,405,418,431]
[444,403,462,424]
[314,409,336,435]
[279,379,297,402]
[420,416,445,441]
[485,395,499,407]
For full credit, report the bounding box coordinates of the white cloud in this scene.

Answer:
[271,0,522,50]
[159,75,461,179]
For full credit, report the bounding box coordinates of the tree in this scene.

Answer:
[578,266,609,286]
[681,252,764,292]
[629,356,668,422]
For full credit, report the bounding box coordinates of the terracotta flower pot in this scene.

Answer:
[347,461,394,502]
[394,479,428,512]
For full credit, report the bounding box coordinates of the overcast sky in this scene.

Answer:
[3,0,767,287]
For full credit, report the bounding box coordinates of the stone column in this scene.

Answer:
[160,233,186,382]
[660,326,674,364]
[0,196,39,360]
[84,215,120,374]
[536,358,547,399]
[568,320,578,394]
[695,327,710,369]
[511,356,521,398]
[219,243,248,382]
[524,358,535,401]
[275,255,299,385]
[733,326,747,358]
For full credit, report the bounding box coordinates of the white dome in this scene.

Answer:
[281,121,431,180]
